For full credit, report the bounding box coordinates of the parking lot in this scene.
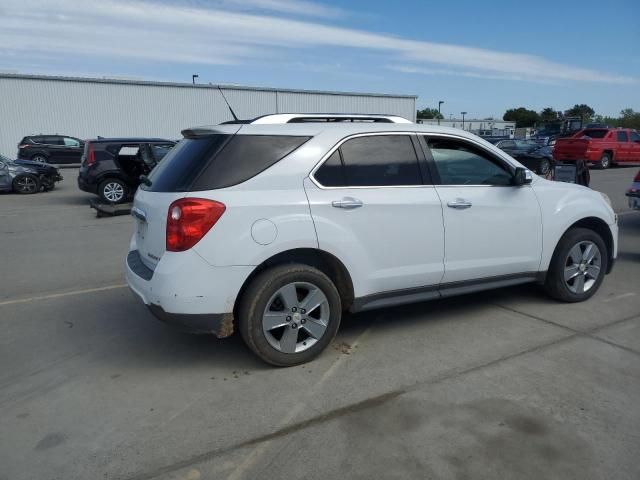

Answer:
[1,167,639,480]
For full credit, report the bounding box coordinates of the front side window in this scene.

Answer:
[63,137,81,147]
[631,131,640,142]
[617,131,628,142]
[426,137,513,186]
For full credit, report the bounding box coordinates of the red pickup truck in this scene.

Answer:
[553,128,640,169]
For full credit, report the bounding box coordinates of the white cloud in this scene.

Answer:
[387,65,560,85]
[1,0,635,85]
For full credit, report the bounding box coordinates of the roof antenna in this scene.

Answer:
[217,86,239,122]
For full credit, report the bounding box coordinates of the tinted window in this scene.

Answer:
[339,135,422,186]
[582,129,608,139]
[617,131,628,142]
[147,136,230,192]
[31,136,45,144]
[314,150,346,187]
[152,144,173,161]
[44,136,63,145]
[631,131,640,142]
[499,140,515,149]
[191,135,310,191]
[427,138,513,186]
[148,135,309,192]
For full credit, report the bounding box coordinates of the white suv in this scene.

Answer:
[126,123,618,366]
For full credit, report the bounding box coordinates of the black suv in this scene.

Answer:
[78,138,175,203]
[18,135,84,164]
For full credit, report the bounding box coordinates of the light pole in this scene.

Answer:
[461,111,467,130]
[192,74,199,85]
[438,100,444,125]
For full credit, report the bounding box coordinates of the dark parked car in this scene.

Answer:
[496,140,553,175]
[78,138,175,203]
[12,157,63,190]
[17,135,84,164]
[0,154,54,194]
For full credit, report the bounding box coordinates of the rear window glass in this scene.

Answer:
[582,129,608,139]
[147,135,310,192]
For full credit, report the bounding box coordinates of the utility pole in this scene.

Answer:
[461,111,467,129]
[192,74,199,85]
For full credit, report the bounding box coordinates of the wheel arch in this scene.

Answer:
[233,248,355,317]
[562,217,614,274]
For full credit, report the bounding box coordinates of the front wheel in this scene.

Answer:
[238,264,342,366]
[13,174,41,194]
[544,228,607,302]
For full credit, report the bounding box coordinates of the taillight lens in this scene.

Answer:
[85,144,96,166]
[18,144,30,149]
[634,170,640,183]
[166,198,225,252]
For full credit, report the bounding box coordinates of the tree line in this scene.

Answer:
[502,104,640,129]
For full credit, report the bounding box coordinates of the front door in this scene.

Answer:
[304,133,445,300]
[629,131,640,162]
[421,135,542,284]
[61,137,83,163]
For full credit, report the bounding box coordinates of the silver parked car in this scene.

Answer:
[0,154,43,194]
[627,169,640,210]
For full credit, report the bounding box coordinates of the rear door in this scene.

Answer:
[0,160,11,190]
[616,130,629,162]
[628,131,640,162]
[421,135,542,283]
[61,137,83,163]
[43,136,65,163]
[304,133,445,300]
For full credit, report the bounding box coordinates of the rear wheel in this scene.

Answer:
[13,174,40,194]
[99,178,128,204]
[31,154,47,163]
[544,228,607,302]
[538,159,551,176]
[239,264,342,366]
[598,153,611,169]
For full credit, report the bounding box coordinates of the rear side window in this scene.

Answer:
[314,135,422,187]
[582,129,608,139]
[148,135,309,192]
[631,131,640,142]
[190,135,310,191]
[617,131,628,142]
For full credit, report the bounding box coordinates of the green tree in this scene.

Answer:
[416,107,444,119]
[618,109,640,129]
[503,107,539,128]
[564,104,595,122]
[539,107,560,122]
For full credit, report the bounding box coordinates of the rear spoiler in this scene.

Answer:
[181,125,241,138]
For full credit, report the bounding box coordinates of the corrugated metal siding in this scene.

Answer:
[0,75,416,157]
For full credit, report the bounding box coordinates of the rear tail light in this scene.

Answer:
[85,144,96,166]
[18,144,30,149]
[634,170,640,183]
[166,198,226,252]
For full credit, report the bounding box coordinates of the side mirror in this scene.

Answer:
[513,167,533,186]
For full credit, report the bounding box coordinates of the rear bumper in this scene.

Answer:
[627,189,640,210]
[77,174,97,194]
[125,241,253,337]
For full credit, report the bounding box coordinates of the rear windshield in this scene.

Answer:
[146,134,310,192]
[581,129,608,139]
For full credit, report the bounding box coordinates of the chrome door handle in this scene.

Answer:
[447,199,472,210]
[332,197,363,209]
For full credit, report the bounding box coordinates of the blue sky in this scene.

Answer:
[1,0,638,119]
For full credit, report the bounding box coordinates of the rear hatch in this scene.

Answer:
[131,126,240,270]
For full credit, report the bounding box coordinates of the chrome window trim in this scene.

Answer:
[308,131,525,190]
[308,131,429,190]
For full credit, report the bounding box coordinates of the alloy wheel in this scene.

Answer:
[103,182,125,202]
[564,241,602,294]
[15,176,38,193]
[262,282,330,354]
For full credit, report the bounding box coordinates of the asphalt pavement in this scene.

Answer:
[0,167,638,480]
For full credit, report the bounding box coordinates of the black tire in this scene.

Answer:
[544,228,608,303]
[98,178,128,204]
[31,154,48,163]
[13,174,41,194]
[598,153,611,170]
[238,264,342,366]
[538,159,551,176]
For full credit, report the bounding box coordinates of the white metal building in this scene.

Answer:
[418,118,515,137]
[0,73,417,158]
